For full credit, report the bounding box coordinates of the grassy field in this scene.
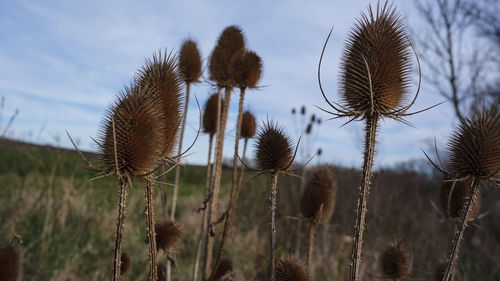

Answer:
[1,138,499,280]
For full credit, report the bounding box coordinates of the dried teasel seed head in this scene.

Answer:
[99,85,166,177]
[340,3,411,116]
[209,25,246,87]
[157,263,166,281]
[0,242,20,281]
[276,257,311,281]
[439,178,481,220]
[240,111,256,139]
[300,166,337,224]
[211,258,233,281]
[136,50,183,157]
[255,121,293,172]
[305,123,312,135]
[311,114,316,122]
[380,242,411,280]
[155,220,182,252]
[447,105,500,180]
[120,252,131,276]
[179,39,202,83]
[231,50,263,89]
[292,108,296,115]
[203,93,225,135]
[317,148,322,156]
[301,106,306,115]
[434,262,461,281]
[317,118,321,125]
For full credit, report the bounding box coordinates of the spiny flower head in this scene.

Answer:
[380,242,411,280]
[300,166,337,224]
[209,25,246,87]
[255,121,293,172]
[447,105,500,181]
[179,39,202,83]
[275,257,311,281]
[203,93,224,135]
[155,220,182,252]
[240,111,256,139]
[340,2,411,117]
[120,251,131,276]
[231,50,262,89]
[99,85,166,177]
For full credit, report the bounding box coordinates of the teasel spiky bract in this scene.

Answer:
[317,3,424,280]
[254,121,296,280]
[155,220,182,253]
[425,105,500,281]
[0,242,20,281]
[203,25,245,280]
[275,257,311,281]
[99,84,167,281]
[212,50,262,278]
[380,242,412,280]
[300,166,337,268]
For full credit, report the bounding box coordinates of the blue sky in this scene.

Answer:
[0,0,459,168]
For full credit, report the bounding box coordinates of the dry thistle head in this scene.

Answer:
[300,106,306,115]
[439,177,481,220]
[380,242,411,280]
[275,257,311,281]
[156,263,166,281]
[0,242,20,281]
[99,85,166,177]
[311,114,316,122]
[211,258,233,281]
[447,105,500,181]
[136,50,182,157]
[340,2,411,117]
[305,124,312,135]
[120,251,130,276]
[300,166,337,224]
[179,39,202,83]
[231,50,263,89]
[240,111,256,139]
[209,25,246,87]
[434,262,461,281]
[255,121,293,173]
[155,220,182,252]
[203,93,224,135]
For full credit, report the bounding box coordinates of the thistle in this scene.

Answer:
[275,257,311,281]
[255,121,295,280]
[192,94,224,281]
[380,242,412,281]
[0,242,20,281]
[155,220,182,253]
[425,105,500,281]
[238,111,257,189]
[317,3,422,280]
[203,25,245,280]
[212,50,262,277]
[98,84,167,281]
[300,166,336,268]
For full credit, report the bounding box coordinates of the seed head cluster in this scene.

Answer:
[231,50,262,89]
[209,25,246,86]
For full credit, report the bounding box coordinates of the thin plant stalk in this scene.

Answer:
[307,222,317,269]
[145,178,158,281]
[192,134,214,281]
[237,138,249,193]
[202,86,224,280]
[160,165,168,219]
[443,177,480,281]
[113,175,129,281]
[171,82,191,219]
[212,87,246,276]
[269,172,279,281]
[349,115,378,281]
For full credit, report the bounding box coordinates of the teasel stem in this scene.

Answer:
[270,172,279,281]
[349,115,378,281]
[237,138,249,193]
[192,134,214,281]
[160,166,168,219]
[113,175,129,281]
[212,87,246,278]
[443,177,479,281]
[145,178,158,281]
[203,86,226,280]
[307,222,317,269]
[171,82,191,220]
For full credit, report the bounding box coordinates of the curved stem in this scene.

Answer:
[270,172,279,281]
[443,177,479,281]
[192,134,214,281]
[349,115,378,281]
[212,88,246,277]
[237,138,249,194]
[307,222,317,269]
[113,175,129,281]
[145,179,158,281]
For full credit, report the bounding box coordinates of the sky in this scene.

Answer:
[0,0,460,169]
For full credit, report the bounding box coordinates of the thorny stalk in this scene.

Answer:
[307,222,317,269]
[270,172,279,281]
[113,175,129,281]
[145,178,158,281]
